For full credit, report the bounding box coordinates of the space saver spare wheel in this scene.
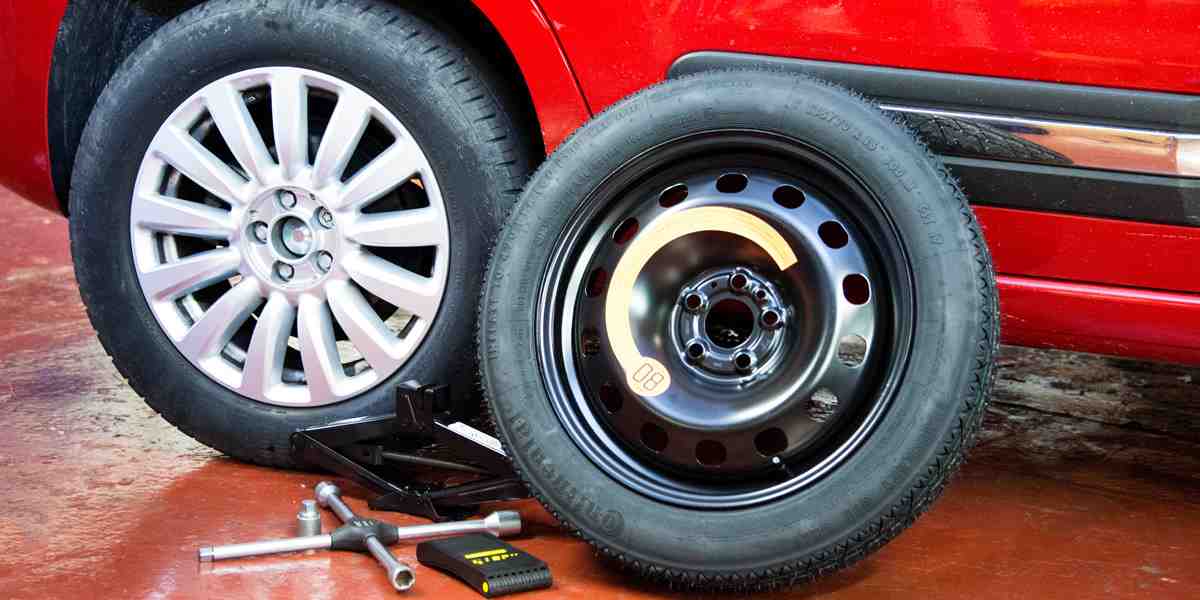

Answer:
[479,71,998,589]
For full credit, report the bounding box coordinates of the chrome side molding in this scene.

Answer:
[883,105,1200,179]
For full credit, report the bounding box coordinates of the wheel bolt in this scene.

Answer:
[761,308,783,330]
[275,262,295,281]
[317,207,334,229]
[316,251,334,272]
[733,351,756,373]
[685,340,707,362]
[251,221,269,243]
[682,291,707,313]
[278,190,298,209]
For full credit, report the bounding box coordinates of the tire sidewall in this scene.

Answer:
[71,1,506,461]
[482,71,991,571]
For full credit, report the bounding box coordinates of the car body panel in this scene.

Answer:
[0,0,67,209]
[1,0,1198,364]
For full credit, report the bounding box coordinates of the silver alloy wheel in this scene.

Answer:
[129,67,449,407]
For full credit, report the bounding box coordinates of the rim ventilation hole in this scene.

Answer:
[612,217,639,245]
[838,334,868,367]
[818,221,849,249]
[808,388,839,423]
[580,327,602,357]
[715,173,748,193]
[843,274,871,305]
[754,427,788,456]
[658,183,689,207]
[773,185,806,209]
[641,423,669,452]
[696,440,727,466]
[598,383,623,413]
[585,267,609,298]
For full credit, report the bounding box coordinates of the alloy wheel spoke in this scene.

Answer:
[311,89,371,186]
[177,279,263,358]
[344,206,446,248]
[150,126,247,205]
[140,247,241,301]
[327,281,402,372]
[132,192,234,239]
[205,80,275,184]
[297,295,343,402]
[270,71,309,180]
[343,252,440,321]
[334,141,421,211]
[240,293,295,397]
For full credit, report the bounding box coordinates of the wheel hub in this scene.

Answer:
[242,187,340,292]
[675,267,787,382]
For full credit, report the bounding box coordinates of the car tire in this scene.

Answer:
[69,0,537,467]
[479,71,998,589]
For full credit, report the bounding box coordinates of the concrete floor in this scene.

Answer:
[1,190,1198,599]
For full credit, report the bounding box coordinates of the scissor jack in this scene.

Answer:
[289,380,529,522]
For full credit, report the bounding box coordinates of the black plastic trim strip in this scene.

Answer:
[668,51,1200,134]
[944,157,1200,227]
[668,51,1200,226]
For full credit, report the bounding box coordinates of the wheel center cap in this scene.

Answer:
[279,217,314,257]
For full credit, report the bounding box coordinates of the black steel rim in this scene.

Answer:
[535,131,916,508]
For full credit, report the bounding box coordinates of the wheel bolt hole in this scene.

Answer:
[641,423,668,452]
[598,383,622,414]
[838,334,868,367]
[733,352,754,372]
[684,292,704,311]
[729,273,748,291]
[819,221,849,249]
[716,173,748,194]
[843,274,871,305]
[695,440,727,466]
[761,309,780,328]
[686,342,706,361]
[658,183,689,208]
[755,427,789,456]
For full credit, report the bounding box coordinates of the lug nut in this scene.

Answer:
[275,262,295,281]
[316,251,334,272]
[317,207,334,229]
[685,340,707,362]
[761,308,783,329]
[682,291,707,313]
[733,351,755,374]
[251,221,269,243]
[278,190,298,209]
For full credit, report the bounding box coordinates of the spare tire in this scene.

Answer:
[478,70,998,589]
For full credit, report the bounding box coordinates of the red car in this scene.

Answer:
[2,0,1197,589]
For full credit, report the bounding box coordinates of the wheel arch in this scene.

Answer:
[48,0,577,214]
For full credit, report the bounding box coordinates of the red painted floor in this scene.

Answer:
[1,189,1198,599]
